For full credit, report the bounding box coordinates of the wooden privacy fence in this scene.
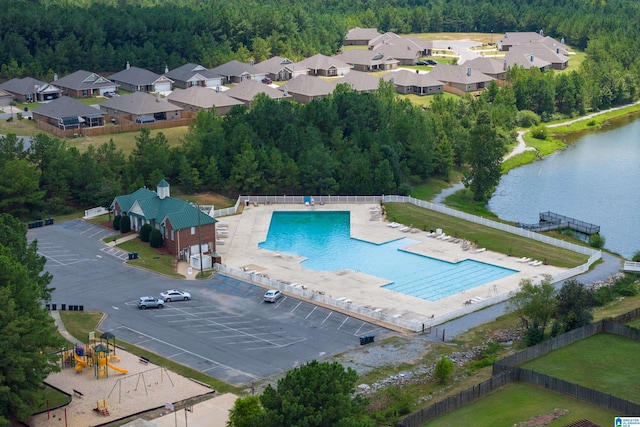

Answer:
[397,314,640,426]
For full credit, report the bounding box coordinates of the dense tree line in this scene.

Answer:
[0,214,65,426]
[1,0,640,111]
[1,81,521,218]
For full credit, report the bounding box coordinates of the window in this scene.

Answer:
[191,227,195,235]
[171,230,174,241]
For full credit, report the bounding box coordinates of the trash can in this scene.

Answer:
[133,252,138,259]
[359,336,367,345]
[51,303,57,310]
[79,305,84,311]
[61,303,66,311]
[45,303,50,310]
[128,252,134,260]
[244,200,249,207]
[360,334,375,345]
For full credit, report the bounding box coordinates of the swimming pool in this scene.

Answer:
[258,211,517,301]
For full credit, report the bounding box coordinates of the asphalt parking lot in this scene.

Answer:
[29,220,394,385]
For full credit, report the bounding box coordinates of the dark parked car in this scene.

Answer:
[416,60,429,66]
[262,78,272,84]
[426,59,438,66]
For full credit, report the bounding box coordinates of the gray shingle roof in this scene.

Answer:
[509,45,568,65]
[331,71,381,92]
[345,27,382,42]
[279,75,335,97]
[382,69,443,89]
[0,77,52,95]
[109,66,173,86]
[225,79,289,102]
[256,56,308,75]
[167,86,244,109]
[210,60,268,79]
[100,91,183,115]
[334,50,399,68]
[461,57,506,75]
[427,64,494,85]
[31,96,104,120]
[164,63,208,82]
[294,54,352,73]
[53,70,116,91]
[504,52,551,70]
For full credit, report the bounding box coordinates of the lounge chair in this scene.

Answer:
[387,222,400,228]
[475,247,486,253]
[398,226,410,232]
[528,260,539,265]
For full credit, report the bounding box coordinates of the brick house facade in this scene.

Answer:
[111,180,218,263]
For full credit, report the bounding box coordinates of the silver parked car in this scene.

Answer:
[263,290,282,303]
[160,289,191,302]
[138,296,164,309]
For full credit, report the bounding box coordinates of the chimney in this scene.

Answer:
[126,61,130,70]
[284,85,288,96]
[156,92,161,102]
[165,65,169,74]
[466,67,472,76]
[250,59,254,66]
[216,85,220,93]
[530,55,534,62]
[561,37,565,45]
[53,72,58,81]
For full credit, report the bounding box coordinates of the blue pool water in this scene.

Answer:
[258,211,518,302]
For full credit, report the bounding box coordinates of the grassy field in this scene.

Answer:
[520,334,640,403]
[424,382,618,427]
[66,125,190,154]
[383,202,588,268]
[117,239,183,278]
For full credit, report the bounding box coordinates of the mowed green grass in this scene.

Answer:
[521,333,640,403]
[424,383,618,427]
[383,203,588,268]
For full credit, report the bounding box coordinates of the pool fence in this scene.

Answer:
[212,195,601,332]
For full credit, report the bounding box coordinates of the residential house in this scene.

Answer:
[498,31,568,53]
[427,64,494,93]
[31,96,104,129]
[225,79,290,109]
[344,27,382,46]
[334,50,399,72]
[461,57,508,81]
[209,60,268,84]
[278,75,335,103]
[167,86,244,115]
[294,54,351,77]
[163,63,224,89]
[371,35,429,66]
[382,70,443,95]
[509,45,568,70]
[52,70,118,98]
[331,71,381,93]
[0,89,12,107]
[504,52,552,72]
[256,56,308,81]
[109,62,174,93]
[99,91,183,122]
[0,77,62,102]
[111,180,218,262]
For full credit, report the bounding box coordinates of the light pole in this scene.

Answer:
[197,203,203,277]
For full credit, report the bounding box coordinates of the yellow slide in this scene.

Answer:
[74,353,87,372]
[107,362,128,375]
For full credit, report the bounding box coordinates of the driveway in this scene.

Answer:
[432,40,483,64]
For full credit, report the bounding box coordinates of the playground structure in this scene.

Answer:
[60,331,129,379]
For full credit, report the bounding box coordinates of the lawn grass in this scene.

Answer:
[549,106,640,134]
[58,311,104,344]
[424,382,618,427]
[411,172,463,201]
[57,311,243,394]
[520,334,640,403]
[116,239,183,278]
[383,202,588,268]
[65,125,189,154]
[0,115,39,136]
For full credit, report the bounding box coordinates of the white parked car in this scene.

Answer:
[160,289,191,302]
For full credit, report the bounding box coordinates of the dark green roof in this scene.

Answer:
[112,187,216,230]
[157,178,170,188]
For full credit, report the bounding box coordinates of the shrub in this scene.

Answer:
[589,233,605,249]
[531,125,548,140]
[587,119,596,126]
[149,228,163,248]
[632,251,640,262]
[516,110,541,127]
[524,321,544,346]
[139,224,153,242]
[113,215,121,230]
[119,214,131,233]
[434,356,454,384]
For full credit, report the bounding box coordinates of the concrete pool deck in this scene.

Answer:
[210,203,566,330]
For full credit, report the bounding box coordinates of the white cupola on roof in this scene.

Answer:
[157,179,170,199]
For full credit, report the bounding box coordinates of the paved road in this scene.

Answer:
[30,220,395,386]
[432,40,482,64]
